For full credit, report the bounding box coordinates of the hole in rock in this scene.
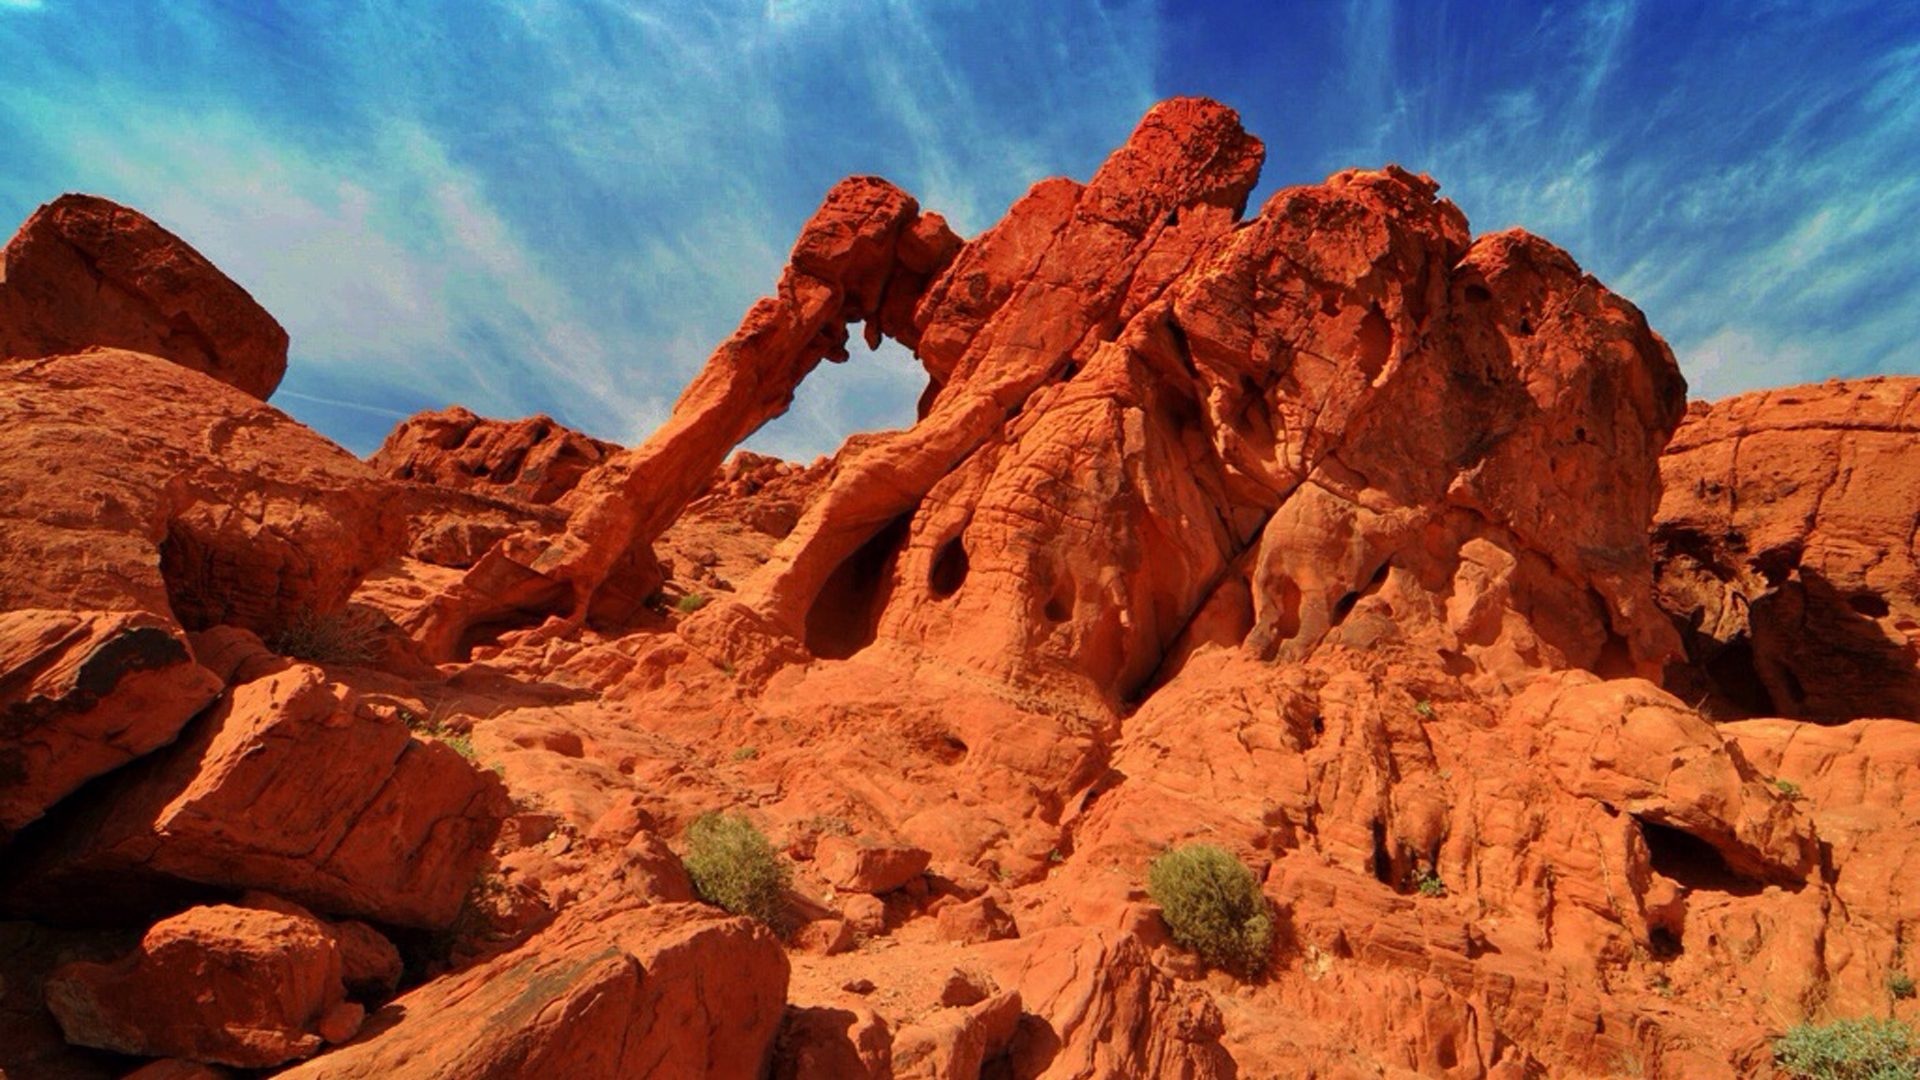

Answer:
[1043,578,1073,624]
[742,331,928,463]
[1271,575,1303,642]
[1701,633,1779,717]
[1648,926,1683,960]
[1332,561,1392,626]
[1356,307,1392,379]
[1847,592,1891,619]
[1463,284,1492,303]
[935,734,968,764]
[1753,545,1801,588]
[1370,821,1394,886]
[805,513,913,661]
[0,749,238,929]
[1164,314,1200,378]
[456,591,572,660]
[1517,317,1534,337]
[928,535,969,599]
[1594,634,1637,679]
[1161,386,1204,437]
[1637,819,1764,897]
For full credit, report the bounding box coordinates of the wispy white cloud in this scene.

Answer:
[1301,1,1917,405]
[6,0,1906,460]
[0,0,1159,457]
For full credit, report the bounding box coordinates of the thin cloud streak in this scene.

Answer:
[1264,0,1918,404]
[0,0,1160,457]
[1,1,1913,456]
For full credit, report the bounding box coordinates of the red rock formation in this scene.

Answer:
[368,406,618,505]
[1655,377,1920,720]
[0,194,288,398]
[7,97,1920,1080]
[0,347,407,840]
[10,648,506,929]
[44,903,351,1068]
[0,609,222,838]
[816,836,933,895]
[0,348,405,637]
[410,177,963,657]
[275,901,790,1079]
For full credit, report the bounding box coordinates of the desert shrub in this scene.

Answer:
[675,592,710,615]
[1774,1017,1919,1080]
[1147,843,1274,976]
[682,812,789,925]
[267,607,382,665]
[1891,972,1917,1001]
[1415,869,1447,898]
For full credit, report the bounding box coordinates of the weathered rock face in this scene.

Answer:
[0,348,408,842]
[44,903,352,1068]
[0,609,222,838]
[8,95,1919,1080]
[1655,377,1920,721]
[369,406,619,505]
[409,176,964,657]
[0,348,406,637]
[0,194,288,398]
[10,652,506,929]
[277,901,790,1080]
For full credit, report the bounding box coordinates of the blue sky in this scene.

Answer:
[2,1,1915,459]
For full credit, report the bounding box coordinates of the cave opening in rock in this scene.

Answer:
[1637,819,1764,898]
[1700,633,1778,717]
[928,534,969,599]
[804,513,914,660]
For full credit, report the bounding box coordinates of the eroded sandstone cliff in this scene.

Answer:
[3,98,1916,1079]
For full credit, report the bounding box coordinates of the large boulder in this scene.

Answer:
[0,348,406,835]
[0,348,406,637]
[0,609,222,839]
[0,194,287,398]
[10,654,506,929]
[277,901,790,1079]
[44,903,352,1069]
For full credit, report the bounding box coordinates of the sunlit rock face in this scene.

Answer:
[5,98,1918,1080]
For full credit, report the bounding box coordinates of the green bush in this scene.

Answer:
[682,812,790,925]
[675,592,710,615]
[1147,843,1274,976]
[1892,972,1917,1001]
[1774,1017,1919,1080]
